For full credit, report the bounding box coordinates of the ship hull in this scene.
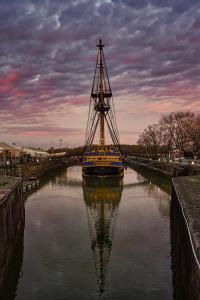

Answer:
[82,166,124,178]
[82,146,124,179]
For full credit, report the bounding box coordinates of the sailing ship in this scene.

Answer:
[82,40,124,178]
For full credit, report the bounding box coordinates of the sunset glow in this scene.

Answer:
[1,0,200,148]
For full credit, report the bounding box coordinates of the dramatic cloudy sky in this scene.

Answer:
[1,0,200,148]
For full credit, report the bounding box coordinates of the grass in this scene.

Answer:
[185,176,200,189]
[0,176,12,188]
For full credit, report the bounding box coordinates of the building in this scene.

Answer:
[20,147,50,158]
[0,142,20,159]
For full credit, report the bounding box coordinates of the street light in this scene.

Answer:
[59,139,63,149]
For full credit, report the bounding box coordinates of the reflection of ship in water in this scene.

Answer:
[83,179,123,296]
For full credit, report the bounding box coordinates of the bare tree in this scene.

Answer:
[160,111,194,153]
[190,115,200,156]
[138,111,197,159]
[138,124,161,159]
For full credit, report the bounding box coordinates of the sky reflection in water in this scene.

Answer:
[11,166,172,300]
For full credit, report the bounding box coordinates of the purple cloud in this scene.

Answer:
[0,0,200,146]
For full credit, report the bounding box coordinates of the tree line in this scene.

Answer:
[137,111,200,159]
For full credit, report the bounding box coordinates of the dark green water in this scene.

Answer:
[11,166,172,299]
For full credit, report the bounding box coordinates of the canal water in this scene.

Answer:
[10,166,172,299]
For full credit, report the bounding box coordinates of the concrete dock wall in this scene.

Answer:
[17,160,65,179]
[126,157,200,179]
[126,158,172,179]
[171,177,200,299]
[0,159,68,179]
[0,178,25,295]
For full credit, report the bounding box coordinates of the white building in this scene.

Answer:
[20,147,50,158]
[0,142,20,159]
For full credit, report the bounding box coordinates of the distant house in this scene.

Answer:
[171,149,181,158]
[52,152,66,157]
[0,142,20,159]
[21,147,50,158]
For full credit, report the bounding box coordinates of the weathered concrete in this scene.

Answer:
[126,157,200,179]
[126,158,172,179]
[0,177,25,296]
[13,161,67,179]
[171,176,200,299]
[0,158,78,180]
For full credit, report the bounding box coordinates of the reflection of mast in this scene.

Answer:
[83,180,123,295]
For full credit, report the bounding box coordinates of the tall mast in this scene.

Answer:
[98,39,105,146]
[84,39,120,148]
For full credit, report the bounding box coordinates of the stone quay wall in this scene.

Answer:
[126,157,200,179]
[0,159,68,180]
[126,158,172,179]
[0,178,25,294]
[171,177,200,300]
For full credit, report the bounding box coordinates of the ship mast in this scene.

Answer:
[98,40,105,146]
[85,39,120,148]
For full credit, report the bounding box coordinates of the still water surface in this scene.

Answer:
[14,166,172,300]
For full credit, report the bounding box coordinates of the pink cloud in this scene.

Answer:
[123,54,144,65]
[67,96,89,106]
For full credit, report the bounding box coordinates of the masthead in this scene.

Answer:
[97,39,104,49]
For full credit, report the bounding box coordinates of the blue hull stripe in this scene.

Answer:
[111,162,123,166]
